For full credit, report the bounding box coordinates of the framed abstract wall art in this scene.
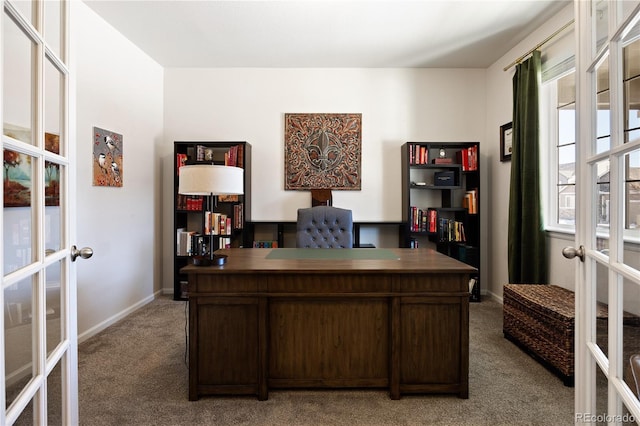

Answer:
[284,113,361,190]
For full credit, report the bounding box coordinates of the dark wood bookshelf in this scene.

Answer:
[401,142,480,302]
[173,141,251,300]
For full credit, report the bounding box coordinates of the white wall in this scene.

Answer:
[162,67,487,293]
[483,3,575,301]
[73,2,164,339]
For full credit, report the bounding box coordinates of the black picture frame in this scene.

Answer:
[500,122,513,162]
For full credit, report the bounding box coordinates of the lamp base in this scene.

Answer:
[191,254,228,266]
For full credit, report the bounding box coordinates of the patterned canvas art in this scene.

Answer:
[93,127,123,187]
[285,113,361,190]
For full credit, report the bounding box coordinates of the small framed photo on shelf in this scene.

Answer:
[500,122,513,162]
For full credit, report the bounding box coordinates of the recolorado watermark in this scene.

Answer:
[576,413,636,423]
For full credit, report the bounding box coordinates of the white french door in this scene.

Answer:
[1,0,80,425]
[574,0,640,424]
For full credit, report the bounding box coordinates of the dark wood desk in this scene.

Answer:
[182,248,475,401]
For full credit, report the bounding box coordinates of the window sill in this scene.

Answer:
[545,227,640,248]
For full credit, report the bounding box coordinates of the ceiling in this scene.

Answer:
[84,0,570,69]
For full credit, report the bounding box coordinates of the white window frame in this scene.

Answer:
[543,68,640,246]
[543,72,578,235]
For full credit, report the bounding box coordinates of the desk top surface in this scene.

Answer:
[182,248,477,275]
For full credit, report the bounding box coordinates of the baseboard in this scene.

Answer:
[485,290,503,304]
[78,290,163,344]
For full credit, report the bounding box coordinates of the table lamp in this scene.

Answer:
[178,164,244,265]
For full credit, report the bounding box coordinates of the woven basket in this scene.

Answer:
[503,284,640,386]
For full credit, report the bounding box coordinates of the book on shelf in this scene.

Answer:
[224,144,245,168]
[253,240,279,248]
[438,218,466,243]
[176,229,196,256]
[196,145,206,162]
[462,189,478,214]
[428,208,437,233]
[409,206,438,233]
[457,146,478,171]
[176,153,188,175]
[177,195,204,211]
[409,144,428,165]
[205,212,230,235]
[233,203,244,229]
[218,194,239,202]
[219,237,231,249]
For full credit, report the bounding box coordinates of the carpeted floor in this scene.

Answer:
[74,296,575,425]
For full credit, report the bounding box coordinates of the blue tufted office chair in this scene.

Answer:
[296,206,353,248]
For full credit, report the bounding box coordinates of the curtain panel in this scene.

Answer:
[508,50,548,284]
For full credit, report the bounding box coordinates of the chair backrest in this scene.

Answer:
[631,354,640,397]
[296,206,353,248]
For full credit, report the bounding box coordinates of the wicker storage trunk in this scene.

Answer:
[503,284,579,386]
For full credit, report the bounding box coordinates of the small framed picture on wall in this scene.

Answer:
[500,122,513,162]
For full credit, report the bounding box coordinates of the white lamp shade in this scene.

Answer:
[178,165,244,195]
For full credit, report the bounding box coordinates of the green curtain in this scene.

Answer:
[508,50,548,284]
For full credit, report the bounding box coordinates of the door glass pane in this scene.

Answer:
[623,278,640,406]
[624,78,640,144]
[47,362,63,424]
[10,0,33,26]
[44,0,63,60]
[4,276,35,409]
[625,149,640,248]
[596,261,609,356]
[596,159,611,228]
[624,36,640,147]
[597,236,610,253]
[595,0,609,55]
[45,58,62,155]
[597,57,611,153]
[595,354,609,421]
[45,162,62,254]
[625,38,640,81]
[3,150,36,274]
[46,261,62,356]
[13,398,34,425]
[3,10,35,145]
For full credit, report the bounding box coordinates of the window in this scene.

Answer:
[544,71,577,230]
[544,39,640,240]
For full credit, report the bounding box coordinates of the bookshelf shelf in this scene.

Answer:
[401,141,481,302]
[173,141,251,300]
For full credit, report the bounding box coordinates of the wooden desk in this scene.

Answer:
[182,248,474,401]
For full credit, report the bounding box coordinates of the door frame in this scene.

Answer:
[574,0,640,421]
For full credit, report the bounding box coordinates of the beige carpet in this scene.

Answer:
[73,296,574,425]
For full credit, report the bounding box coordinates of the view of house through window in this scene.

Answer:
[547,39,640,237]
[556,71,576,226]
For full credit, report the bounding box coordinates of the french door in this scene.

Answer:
[574,0,640,423]
[1,0,79,424]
